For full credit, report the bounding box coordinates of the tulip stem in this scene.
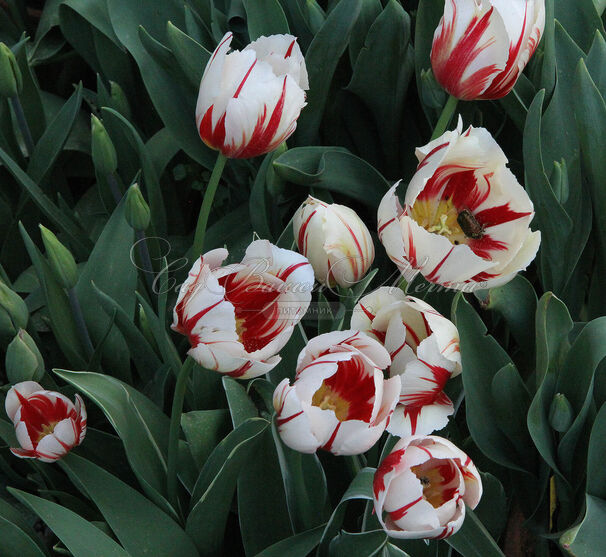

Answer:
[167,356,195,513]
[430,94,459,141]
[191,152,228,259]
[67,288,94,360]
[10,96,35,156]
[106,172,122,204]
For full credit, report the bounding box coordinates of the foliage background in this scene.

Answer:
[0,0,606,555]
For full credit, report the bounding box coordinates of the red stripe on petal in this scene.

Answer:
[390,496,423,521]
[474,204,531,227]
[321,422,341,452]
[284,39,296,58]
[373,448,405,497]
[233,59,257,99]
[276,410,304,426]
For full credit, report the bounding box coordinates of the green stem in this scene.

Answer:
[67,288,94,360]
[10,96,35,156]
[191,152,228,259]
[106,173,122,204]
[430,94,459,141]
[167,356,195,512]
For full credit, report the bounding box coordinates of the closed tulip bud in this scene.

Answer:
[431,0,545,100]
[39,225,78,290]
[196,33,308,158]
[293,196,375,288]
[125,184,151,231]
[549,393,574,433]
[420,68,447,110]
[110,81,131,119]
[91,115,118,175]
[0,43,22,98]
[374,436,482,539]
[378,120,540,291]
[6,329,44,383]
[0,281,28,337]
[5,382,87,462]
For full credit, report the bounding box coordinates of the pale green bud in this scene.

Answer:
[91,115,118,175]
[0,281,28,337]
[39,225,78,289]
[0,43,22,98]
[110,81,131,119]
[549,393,574,433]
[125,184,151,231]
[6,329,44,383]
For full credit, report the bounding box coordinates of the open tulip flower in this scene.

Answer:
[374,435,482,539]
[5,381,87,463]
[378,121,541,291]
[293,195,375,288]
[196,32,308,158]
[172,240,313,379]
[273,330,401,455]
[351,288,461,437]
[431,0,545,100]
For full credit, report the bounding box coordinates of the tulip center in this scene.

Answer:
[312,382,350,421]
[411,459,458,508]
[37,421,58,442]
[410,199,484,245]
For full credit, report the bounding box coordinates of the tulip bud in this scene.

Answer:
[0,43,22,98]
[0,281,28,337]
[6,329,44,383]
[549,393,574,433]
[91,115,118,175]
[110,81,131,119]
[39,225,78,290]
[420,68,447,110]
[125,184,151,231]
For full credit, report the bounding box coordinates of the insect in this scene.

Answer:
[457,209,485,240]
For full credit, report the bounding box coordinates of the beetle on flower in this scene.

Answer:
[5,381,87,463]
[378,120,540,291]
[431,0,545,100]
[374,435,482,539]
[196,32,308,158]
[273,330,400,456]
[172,240,314,379]
[351,287,461,437]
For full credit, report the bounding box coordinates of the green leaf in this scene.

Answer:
[254,524,326,557]
[181,409,231,468]
[329,530,387,556]
[53,369,175,519]
[273,147,389,208]
[187,418,269,556]
[0,498,49,557]
[61,454,198,557]
[8,488,130,557]
[294,0,362,145]
[473,473,507,541]
[223,376,259,428]
[446,508,505,557]
[27,84,83,184]
[165,21,211,90]
[452,295,526,471]
[554,0,605,52]
[243,0,290,40]
[348,0,381,66]
[74,197,136,382]
[14,45,46,142]
[587,403,606,499]
[560,495,606,555]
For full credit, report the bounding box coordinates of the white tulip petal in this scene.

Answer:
[5,381,44,422]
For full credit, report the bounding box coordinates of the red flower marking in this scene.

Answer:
[417,142,448,171]
[297,209,318,254]
[284,39,296,58]
[425,246,455,284]
[359,304,376,322]
[373,448,405,497]
[390,496,423,521]
[321,422,341,452]
[276,410,304,427]
[227,361,254,378]
[378,217,396,236]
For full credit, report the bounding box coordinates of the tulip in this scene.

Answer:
[373,435,482,539]
[293,196,375,288]
[431,0,545,100]
[5,381,87,463]
[273,330,400,455]
[172,239,314,379]
[196,32,308,159]
[377,121,540,291]
[351,288,460,436]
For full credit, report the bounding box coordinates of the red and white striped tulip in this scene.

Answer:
[273,330,400,455]
[5,381,87,463]
[172,240,313,379]
[293,196,375,288]
[374,435,482,539]
[196,32,308,158]
[351,288,460,437]
[431,0,545,100]
[377,121,540,291]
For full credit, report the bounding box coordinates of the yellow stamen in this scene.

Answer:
[312,382,350,421]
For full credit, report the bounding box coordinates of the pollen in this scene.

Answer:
[410,198,479,246]
[312,382,350,422]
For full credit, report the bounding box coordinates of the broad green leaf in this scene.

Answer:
[223,376,259,428]
[329,530,387,556]
[560,495,606,555]
[61,454,198,557]
[453,295,526,472]
[74,197,136,382]
[294,0,362,145]
[243,0,290,40]
[14,45,46,142]
[165,21,211,90]
[274,147,389,208]
[446,508,505,557]
[587,404,606,499]
[348,0,381,66]
[0,498,49,557]
[254,524,326,557]
[187,418,269,556]
[27,84,83,184]
[585,31,606,96]
[181,409,231,468]
[473,473,507,541]
[8,488,130,557]
[554,0,605,52]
